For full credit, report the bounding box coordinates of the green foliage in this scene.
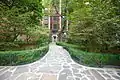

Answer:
[66,0,120,53]
[57,42,80,49]
[27,26,50,47]
[0,0,50,50]
[37,35,49,46]
[0,46,48,66]
[0,42,19,51]
[57,42,120,67]
[0,0,43,42]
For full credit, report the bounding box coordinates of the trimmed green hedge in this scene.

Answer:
[57,42,120,67]
[0,46,49,66]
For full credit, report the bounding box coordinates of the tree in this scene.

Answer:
[67,0,120,53]
[0,0,50,51]
[0,0,43,42]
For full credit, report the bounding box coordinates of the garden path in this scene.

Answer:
[0,43,120,80]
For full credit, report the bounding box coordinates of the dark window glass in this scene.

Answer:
[53,24,58,30]
[53,17,58,21]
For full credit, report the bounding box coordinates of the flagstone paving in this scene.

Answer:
[0,43,120,80]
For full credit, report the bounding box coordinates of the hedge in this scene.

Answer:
[57,42,120,68]
[0,46,49,66]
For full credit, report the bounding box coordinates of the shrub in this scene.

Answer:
[57,42,120,67]
[0,46,49,66]
[36,34,49,46]
[0,42,20,51]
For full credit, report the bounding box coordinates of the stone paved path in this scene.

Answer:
[0,43,120,80]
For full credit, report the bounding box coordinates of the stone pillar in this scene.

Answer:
[66,20,69,31]
[59,0,62,31]
[48,16,51,29]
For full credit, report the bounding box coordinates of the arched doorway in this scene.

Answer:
[52,34,58,42]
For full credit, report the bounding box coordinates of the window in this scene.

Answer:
[53,24,58,30]
[53,16,58,21]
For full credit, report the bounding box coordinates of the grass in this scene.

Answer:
[57,42,120,68]
[0,45,49,66]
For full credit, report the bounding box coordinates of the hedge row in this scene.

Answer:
[57,42,120,68]
[0,46,49,66]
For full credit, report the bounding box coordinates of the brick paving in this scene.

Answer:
[0,43,120,80]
